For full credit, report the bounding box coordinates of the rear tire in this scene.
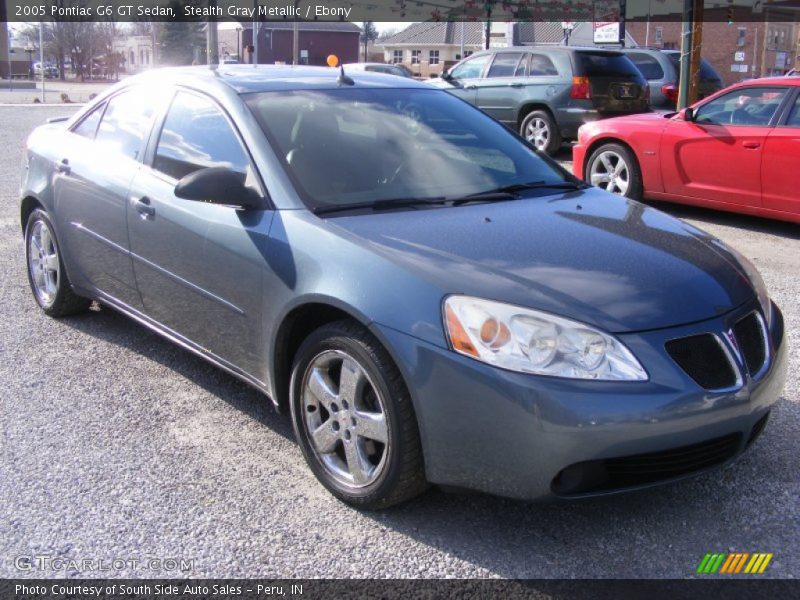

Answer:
[289,320,428,509]
[520,110,562,156]
[585,143,643,200]
[24,208,91,317]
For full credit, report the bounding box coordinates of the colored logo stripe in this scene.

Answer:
[698,553,773,574]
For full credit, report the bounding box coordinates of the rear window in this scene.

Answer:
[627,53,665,80]
[666,54,720,81]
[577,52,641,78]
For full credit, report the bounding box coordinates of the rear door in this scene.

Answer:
[126,89,273,377]
[54,88,164,309]
[575,51,649,114]
[761,89,800,216]
[660,86,789,208]
[474,52,526,125]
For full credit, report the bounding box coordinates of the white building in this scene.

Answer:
[112,35,155,73]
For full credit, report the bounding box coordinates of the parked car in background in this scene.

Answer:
[621,48,723,110]
[430,46,649,155]
[573,77,800,224]
[33,62,59,79]
[343,62,414,78]
[21,66,785,509]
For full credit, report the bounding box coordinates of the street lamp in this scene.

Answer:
[236,26,242,62]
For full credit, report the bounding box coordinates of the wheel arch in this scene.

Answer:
[581,137,649,191]
[20,195,45,234]
[271,299,401,413]
[517,102,555,130]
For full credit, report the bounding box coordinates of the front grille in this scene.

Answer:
[552,433,742,496]
[665,334,737,390]
[734,313,767,377]
[746,412,770,447]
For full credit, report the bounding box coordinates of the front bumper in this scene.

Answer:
[373,300,786,501]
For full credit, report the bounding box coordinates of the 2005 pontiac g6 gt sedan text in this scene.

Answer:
[20,66,787,509]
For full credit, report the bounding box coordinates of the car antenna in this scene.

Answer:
[337,65,354,86]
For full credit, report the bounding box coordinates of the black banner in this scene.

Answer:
[4,0,800,23]
[2,579,799,600]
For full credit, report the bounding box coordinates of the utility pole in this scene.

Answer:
[206,0,219,66]
[677,0,693,110]
[687,0,703,105]
[253,0,258,66]
[293,1,300,65]
[39,22,45,103]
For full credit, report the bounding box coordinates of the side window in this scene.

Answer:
[627,53,665,80]
[694,87,788,126]
[486,53,523,78]
[95,89,157,160]
[153,91,250,181]
[529,54,558,76]
[450,54,490,80]
[72,102,106,139]
[785,95,800,127]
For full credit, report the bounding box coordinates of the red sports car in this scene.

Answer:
[572,77,800,224]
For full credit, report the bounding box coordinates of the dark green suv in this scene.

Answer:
[432,46,649,155]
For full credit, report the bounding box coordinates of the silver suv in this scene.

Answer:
[622,48,723,110]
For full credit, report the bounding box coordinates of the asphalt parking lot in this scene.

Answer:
[0,105,797,579]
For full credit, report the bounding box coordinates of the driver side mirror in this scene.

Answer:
[682,107,695,122]
[174,167,262,209]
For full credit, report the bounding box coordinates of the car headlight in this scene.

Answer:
[725,246,772,326]
[443,296,648,381]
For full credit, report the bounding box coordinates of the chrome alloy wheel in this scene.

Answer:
[28,220,60,307]
[301,350,389,488]
[524,117,550,150]
[589,150,630,196]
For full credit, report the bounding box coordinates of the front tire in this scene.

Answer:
[585,143,643,200]
[520,110,561,155]
[24,208,91,317]
[289,320,427,509]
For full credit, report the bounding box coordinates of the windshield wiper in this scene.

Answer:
[313,197,448,215]
[451,180,588,205]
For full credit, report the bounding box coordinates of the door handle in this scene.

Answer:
[510,82,524,88]
[57,159,70,175]
[464,84,477,90]
[132,196,155,218]
[742,141,761,149]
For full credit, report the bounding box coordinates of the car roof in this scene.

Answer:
[125,64,431,93]
[730,76,800,87]
[484,46,624,55]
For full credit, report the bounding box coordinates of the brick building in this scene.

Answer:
[217,21,360,66]
[627,17,798,87]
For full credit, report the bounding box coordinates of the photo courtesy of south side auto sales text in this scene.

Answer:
[17,2,352,19]
[14,583,303,597]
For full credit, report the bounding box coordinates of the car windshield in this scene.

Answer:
[244,88,571,212]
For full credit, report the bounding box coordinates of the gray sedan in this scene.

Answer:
[20,66,786,508]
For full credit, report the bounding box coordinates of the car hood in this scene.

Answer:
[328,188,755,334]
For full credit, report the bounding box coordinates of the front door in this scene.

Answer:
[126,90,273,378]
[660,86,789,208]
